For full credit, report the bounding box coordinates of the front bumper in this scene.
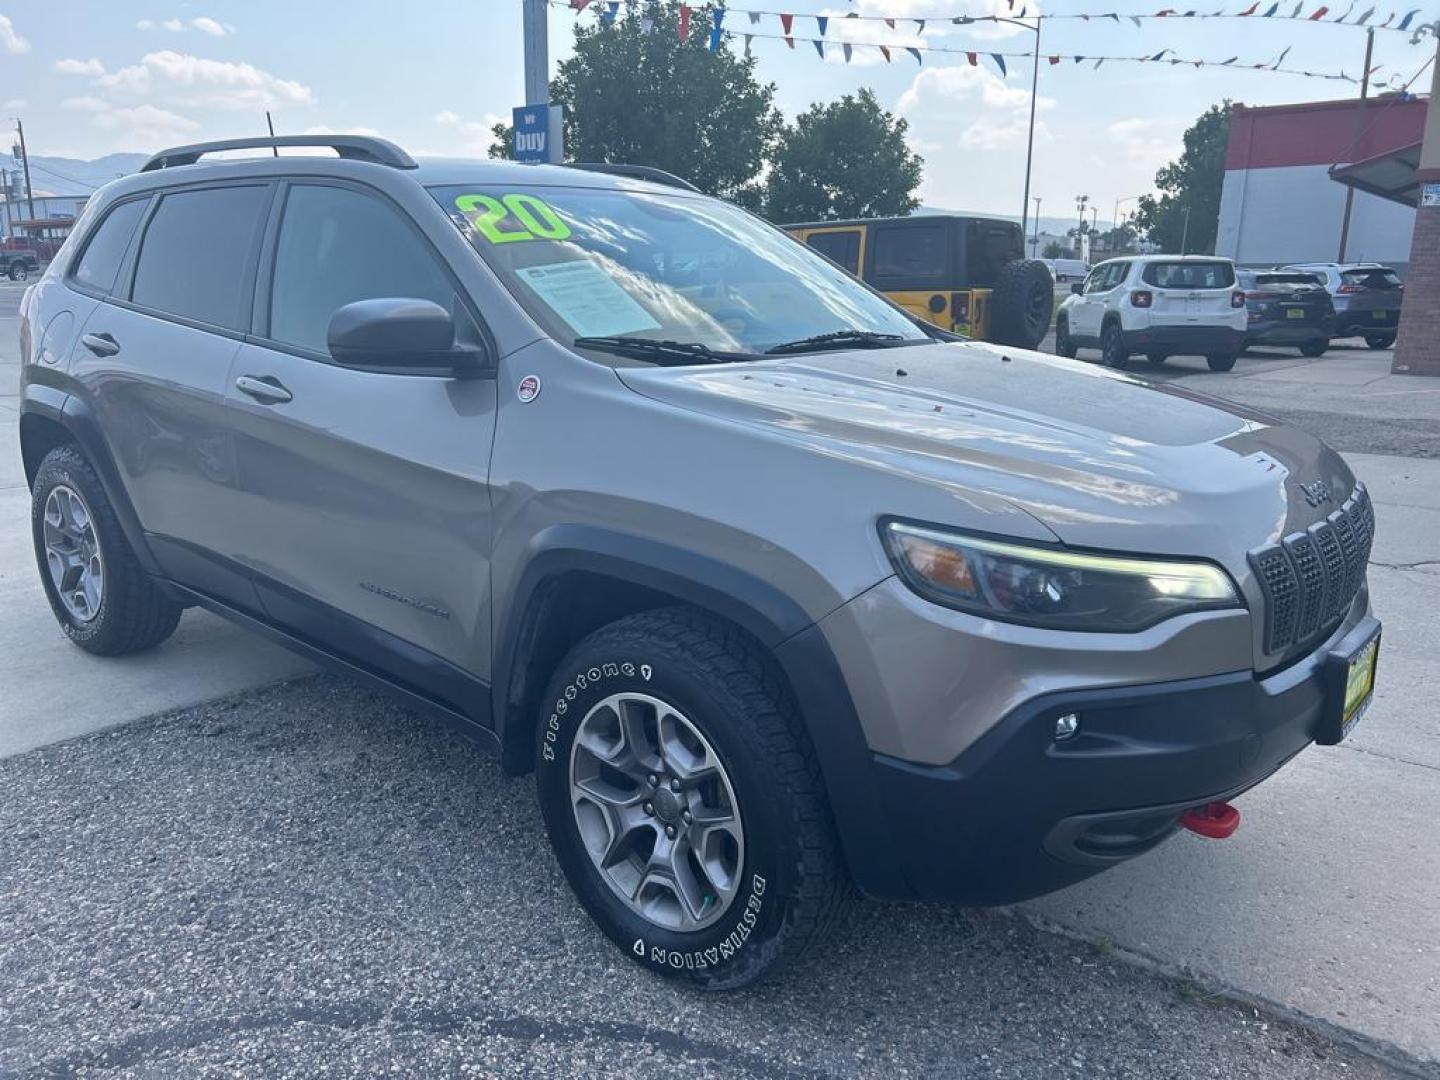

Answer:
[818,579,1376,905]
[1121,325,1245,355]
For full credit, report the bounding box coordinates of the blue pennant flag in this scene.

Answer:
[1261,2,1279,14]
[816,15,828,35]
[991,52,1007,75]
[814,38,824,57]
[710,8,724,51]
[906,46,922,63]
[1396,7,1420,27]
[601,0,619,23]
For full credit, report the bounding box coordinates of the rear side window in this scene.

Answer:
[871,223,947,286]
[72,198,148,294]
[1341,267,1402,289]
[1141,261,1235,289]
[804,230,861,275]
[267,184,458,355]
[130,185,270,330]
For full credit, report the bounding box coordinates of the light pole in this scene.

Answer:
[1030,195,1041,256]
[1180,206,1192,255]
[959,14,1042,241]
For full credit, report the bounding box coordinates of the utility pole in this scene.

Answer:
[1180,206,1192,255]
[13,117,34,221]
[1030,195,1042,256]
[1,167,10,239]
[1337,27,1375,261]
[522,0,550,107]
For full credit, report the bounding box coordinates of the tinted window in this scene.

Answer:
[805,230,861,275]
[1341,267,1402,290]
[72,198,147,294]
[131,185,269,329]
[871,223,947,285]
[1253,272,1323,289]
[1141,261,1235,289]
[269,184,457,354]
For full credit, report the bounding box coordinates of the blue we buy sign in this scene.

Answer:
[512,104,564,163]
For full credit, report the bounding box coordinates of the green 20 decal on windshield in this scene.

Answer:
[455,193,572,244]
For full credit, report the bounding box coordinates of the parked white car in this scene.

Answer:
[1046,257,1091,283]
[1054,255,1248,371]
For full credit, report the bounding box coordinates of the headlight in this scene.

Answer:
[881,521,1241,632]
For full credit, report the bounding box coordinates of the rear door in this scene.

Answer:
[72,181,273,605]
[225,179,497,706]
[1141,260,1235,327]
[800,227,863,277]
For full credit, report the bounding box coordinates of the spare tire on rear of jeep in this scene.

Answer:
[991,258,1054,350]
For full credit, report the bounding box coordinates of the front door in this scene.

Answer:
[224,181,497,719]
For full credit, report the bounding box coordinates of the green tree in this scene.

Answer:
[491,2,779,205]
[1042,239,1065,259]
[1131,102,1233,255]
[763,88,923,222]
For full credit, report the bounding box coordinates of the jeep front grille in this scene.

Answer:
[1249,483,1374,654]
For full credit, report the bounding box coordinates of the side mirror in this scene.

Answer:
[1071,283,1084,295]
[327,298,483,375]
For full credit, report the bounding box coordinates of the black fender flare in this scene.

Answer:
[492,523,908,899]
[20,378,162,577]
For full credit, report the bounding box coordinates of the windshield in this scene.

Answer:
[430,183,930,358]
[1241,272,1323,290]
[1341,267,1402,290]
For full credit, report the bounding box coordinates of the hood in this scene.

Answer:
[615,340,1355,570]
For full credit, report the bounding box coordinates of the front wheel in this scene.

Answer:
[1054,316,1077,359]
[1364,333,1396,350]
[1100,322,1130,369]
[1206,352,1238,372]
[8,262,27,282]
[1145,352,1168,366]
[1300,339,1329,358]
[535,608,848,990]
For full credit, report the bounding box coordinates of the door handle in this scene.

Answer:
[235,374,293,405]
[81,332,120,358]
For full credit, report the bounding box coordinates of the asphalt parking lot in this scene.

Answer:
[2,277,1437,1077]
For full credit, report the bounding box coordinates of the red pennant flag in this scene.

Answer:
[678,3,691,38]
[1308,4,1329,14]
[966,50,978,64]
[1156,7,1177,13]
[780,12,793,45]
[1237,1,1260,11]
[885,17,895,27]
[1048,54,1061,63]
[569,0,591,9]
[880,44,892,61]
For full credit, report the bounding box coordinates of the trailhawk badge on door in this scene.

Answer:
[517,375,541,402]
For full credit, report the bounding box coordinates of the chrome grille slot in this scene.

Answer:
[1250,484,1373,655]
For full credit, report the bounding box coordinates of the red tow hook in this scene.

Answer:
[1179,801,1241,839]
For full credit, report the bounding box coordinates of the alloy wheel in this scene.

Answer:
[569,692,745,932]
[42,484,105,623]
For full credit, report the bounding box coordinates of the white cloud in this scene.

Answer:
[0,13,30,54]
[430,110,506,156]
[1,98,25,111]
[54,57,107,76]
[302,124,385,138]
[1107,117,1180,169]
[62,96,200,149]
[137,16,233,35]
[98,50,314,110]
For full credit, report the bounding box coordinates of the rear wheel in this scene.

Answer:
[991,259,1054,350]
[535,607,848,990]
[31,445,182,655]
[1364,333,1396,350]
[1206,352,1238,372]
[1100,322,1130,369]
[1054,316,1077,359]
[1145,352,1168,365]
[8,262,27,282]
[1300,339,1329,358]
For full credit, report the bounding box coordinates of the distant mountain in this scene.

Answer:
[917,206,1115,235]
[0,153,149,196]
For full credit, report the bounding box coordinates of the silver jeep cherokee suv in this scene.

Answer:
[18,136,1381,990]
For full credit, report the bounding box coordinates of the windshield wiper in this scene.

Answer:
[764,330,914,355]
[572,335,751,366]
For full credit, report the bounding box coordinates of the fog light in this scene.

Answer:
[1054,713,1080,740]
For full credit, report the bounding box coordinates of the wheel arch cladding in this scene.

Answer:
[493,525,907,899]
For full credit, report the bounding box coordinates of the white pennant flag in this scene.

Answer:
[641,15,654,32]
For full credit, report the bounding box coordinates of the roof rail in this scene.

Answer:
[140,135,417,173]
[566,162,700,193]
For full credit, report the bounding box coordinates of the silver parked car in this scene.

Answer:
[1282,262,1404,348]
[19,136,1381,989]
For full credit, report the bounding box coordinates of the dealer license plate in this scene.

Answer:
[1286,308,1306,319]
[1373,310,1389,320]
[1317,624,1381,746]
[1341,635,1379,735]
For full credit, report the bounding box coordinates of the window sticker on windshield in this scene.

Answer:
[455,193,572,244]
[515,260,661,338]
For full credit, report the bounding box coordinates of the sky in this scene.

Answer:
[0,0,1434,224]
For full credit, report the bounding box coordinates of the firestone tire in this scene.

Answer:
[534,607,849,991]
[31,445,182,656]
[991,259,1055,350]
